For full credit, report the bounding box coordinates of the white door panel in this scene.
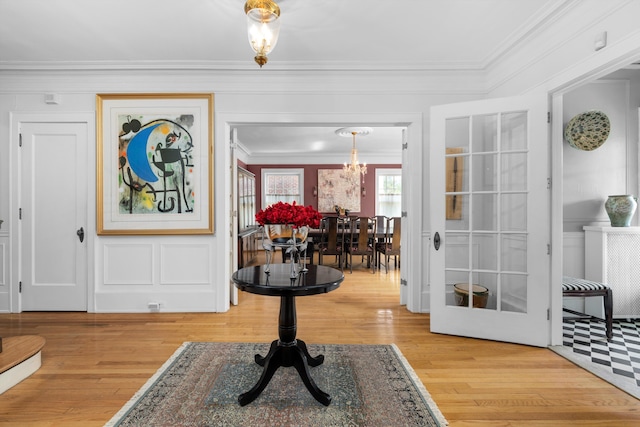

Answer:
[430,93,550,347]
[21,122,88,311]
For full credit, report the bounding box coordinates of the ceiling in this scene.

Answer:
[0,0,562,69]
[0,0,570,162]
[234,125,405,164]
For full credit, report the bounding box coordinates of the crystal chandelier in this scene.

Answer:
[336,127,372,184]
[244,0,281,68]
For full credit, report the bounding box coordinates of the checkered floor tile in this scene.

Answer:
[562,318,640,386]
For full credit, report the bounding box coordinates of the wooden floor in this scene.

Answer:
[1,253,639,426]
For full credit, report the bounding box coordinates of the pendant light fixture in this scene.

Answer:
[336,127,372,184]
[244,0,281,68]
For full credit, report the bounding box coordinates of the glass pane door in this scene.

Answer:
[430,94,550,347]
[445,112,529,313]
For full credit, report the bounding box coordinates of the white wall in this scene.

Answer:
[1,0,639,313]
[0,76,475,313]
[563,78,639,233]
[561,71,640,279]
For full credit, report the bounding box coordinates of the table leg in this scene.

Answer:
[297,338,324,367]
[291,345,331,405]
[238,340,281,406]
[238,295,331,406]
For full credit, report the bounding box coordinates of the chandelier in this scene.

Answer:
[244,0,281,68]
[336,127,372,184]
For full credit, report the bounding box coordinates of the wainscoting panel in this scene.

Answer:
[160,244,211,285]
[103,243,154,285]
[96,238,217,313]
[563,232,585,278]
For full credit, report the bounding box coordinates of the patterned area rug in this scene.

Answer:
[550,318,640,399]
[105,342,447,426]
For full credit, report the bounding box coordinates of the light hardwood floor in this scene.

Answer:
[1,252,639,426]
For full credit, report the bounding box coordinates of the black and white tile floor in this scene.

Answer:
[562,318,640,387]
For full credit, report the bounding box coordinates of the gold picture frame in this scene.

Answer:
[96,93,214,235]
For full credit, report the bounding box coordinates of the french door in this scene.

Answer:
[429,93,551,347]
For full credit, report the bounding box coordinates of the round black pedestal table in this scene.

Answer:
[232,264,344,406]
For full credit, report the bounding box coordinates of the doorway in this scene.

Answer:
[552,61,640,345]
[221,112,423,312]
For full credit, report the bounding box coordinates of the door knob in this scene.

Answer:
[433,232,440,251]
[77,227,85,243]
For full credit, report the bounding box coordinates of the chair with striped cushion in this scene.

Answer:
[562,276,613,341]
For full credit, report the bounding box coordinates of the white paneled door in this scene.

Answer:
[20,122,88,311]
[429,94,551,347]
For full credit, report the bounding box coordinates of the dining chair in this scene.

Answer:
[317,216,344,270]
[374,215,387,234]
[345,216,376,274]
[376,216,401,273]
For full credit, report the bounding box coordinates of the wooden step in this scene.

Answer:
[0,335,45,394]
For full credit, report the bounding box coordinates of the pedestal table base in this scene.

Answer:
[238,338,330,406]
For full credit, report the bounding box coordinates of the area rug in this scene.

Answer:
[549,318,640,400]
[105,342,447,426]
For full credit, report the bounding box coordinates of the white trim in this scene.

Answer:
[218,111,423,312]
[547,33,640,346]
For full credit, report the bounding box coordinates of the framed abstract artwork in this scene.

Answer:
[317,169,361,213]
[96,93,214,235]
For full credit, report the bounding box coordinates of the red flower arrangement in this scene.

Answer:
[255,201,323,229]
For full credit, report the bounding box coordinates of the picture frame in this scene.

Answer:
[317,169,361,213]
[96,93,214,235]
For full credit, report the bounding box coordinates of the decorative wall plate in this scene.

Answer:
[564,110,610,151]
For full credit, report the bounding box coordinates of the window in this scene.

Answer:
[376,168,402,217]
[261,168,304,208]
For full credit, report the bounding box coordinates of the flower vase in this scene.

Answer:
[262,224,309,277]
[604,195,638,227]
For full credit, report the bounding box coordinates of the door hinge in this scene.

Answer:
[402,142,408,150]
[19,281,22,293]
[401,211,408,218]
[19,208,22,220]
[400,278,407,286]
[547,308,550,320]
[547,244,551,255]
[547,112,551,123]
[547,177,552,189]
[19,133,23,147]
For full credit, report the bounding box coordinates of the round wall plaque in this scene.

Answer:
[564,110,610,151]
